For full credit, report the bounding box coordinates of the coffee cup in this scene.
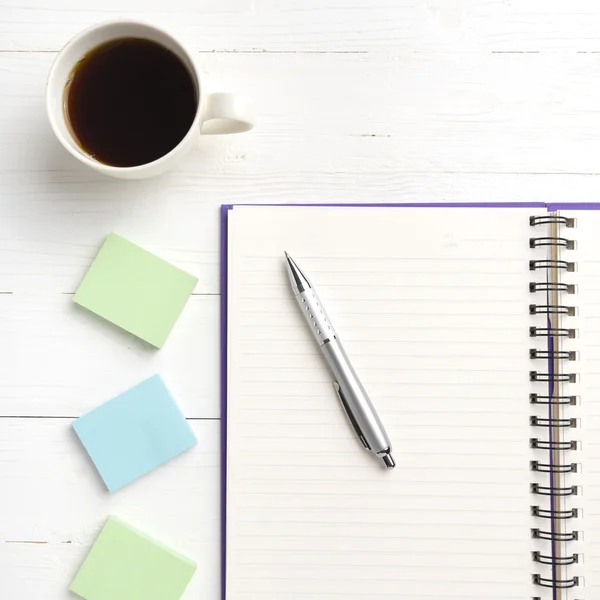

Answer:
[46,20,253,179]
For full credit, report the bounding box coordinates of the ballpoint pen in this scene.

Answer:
[284,252,395,468]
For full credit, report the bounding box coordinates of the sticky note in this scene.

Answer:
[73,375,197,492]
[70,516,196,600]
[74,233,198,347]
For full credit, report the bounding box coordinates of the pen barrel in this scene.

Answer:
[322,340,392,456]
[296,289,335,346]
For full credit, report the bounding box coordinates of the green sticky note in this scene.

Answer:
[74,234,198,347]
[70,516,196,600]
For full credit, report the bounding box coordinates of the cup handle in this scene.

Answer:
[201,93,253,135]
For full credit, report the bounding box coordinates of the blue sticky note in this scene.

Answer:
[73,375,197,492]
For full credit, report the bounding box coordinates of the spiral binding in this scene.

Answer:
[529,237,575,250]
[530,393,577,406]
[530,371,576,383]
[531,483,578,496]
[532,575,579,589]
[529,214,579,596]
[532,529,578,542]
[529,416,576,428]
[530,349,576,361]
[530,326,575,338]
[530,215,575,227]
[531,506,578,519]
[529,304,576,316]
[529,259,575,272]
[533,551,578,566]
[531,461,578,474]
[530,438,577,451]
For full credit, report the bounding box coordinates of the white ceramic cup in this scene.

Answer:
[46,20,253,179]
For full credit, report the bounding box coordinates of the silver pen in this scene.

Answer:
[284,252,395,468]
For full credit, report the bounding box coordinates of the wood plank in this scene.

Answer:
[0,193,220,295]
[2,0,600,52]
[5,51,600,177]
[0,294,220,418]
[3,167,600,296]
[0,419,220,599]
[2,170,598,296]
[3,50,600,296]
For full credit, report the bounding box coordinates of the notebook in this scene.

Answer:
[221,203,591,600]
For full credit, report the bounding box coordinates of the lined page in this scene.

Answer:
[565,211,600,597]
[226,206,542,600]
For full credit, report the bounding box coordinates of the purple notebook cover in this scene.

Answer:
[220,201,591,600]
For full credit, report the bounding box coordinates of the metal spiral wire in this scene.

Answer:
[529,214,579,595]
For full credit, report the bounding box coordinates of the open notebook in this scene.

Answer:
[222,203,593,600]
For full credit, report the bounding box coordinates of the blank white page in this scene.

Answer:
[226,206,542,600]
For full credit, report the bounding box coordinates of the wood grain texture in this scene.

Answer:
[3,0,600,52]
[1,0,600,597]
[4,49,600,297]
[0,419,220,599]
[5,51,600,178]
[0,294,220,417]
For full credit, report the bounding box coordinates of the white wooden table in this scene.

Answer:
[2,1,600,598]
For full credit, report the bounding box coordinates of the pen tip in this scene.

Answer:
[381,453,396,469]
[284,250,289,258]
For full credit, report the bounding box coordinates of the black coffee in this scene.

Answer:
[65,37,197,167]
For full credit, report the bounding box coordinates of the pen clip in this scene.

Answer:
[333,381,371,450]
